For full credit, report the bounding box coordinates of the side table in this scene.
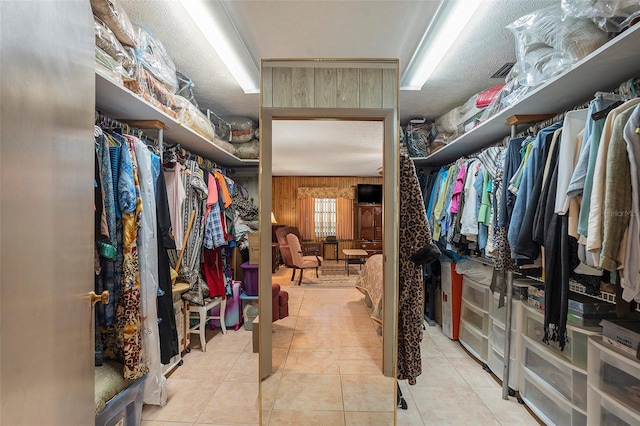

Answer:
[342,249,368,276]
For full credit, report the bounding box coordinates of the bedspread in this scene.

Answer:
[355,254,384,324]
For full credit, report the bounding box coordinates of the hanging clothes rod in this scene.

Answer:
[95,111,165,161]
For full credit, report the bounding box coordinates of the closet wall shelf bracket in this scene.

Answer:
[505,114,556,126]
[118,119,168,131]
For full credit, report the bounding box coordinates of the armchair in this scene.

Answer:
[286,233,323,285]
[275,226,321,268]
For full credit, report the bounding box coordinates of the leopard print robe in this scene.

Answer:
[398,153,432,385]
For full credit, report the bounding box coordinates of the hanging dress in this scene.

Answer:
[397,153,432,385]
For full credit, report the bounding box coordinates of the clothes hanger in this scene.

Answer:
[594,91,625,102]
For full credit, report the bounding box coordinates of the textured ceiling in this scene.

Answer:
[120,0,557,176]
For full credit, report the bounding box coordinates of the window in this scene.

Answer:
[314,198,336,238]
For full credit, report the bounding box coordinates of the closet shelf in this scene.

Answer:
[413,24,640,167]
[95,71,259,167]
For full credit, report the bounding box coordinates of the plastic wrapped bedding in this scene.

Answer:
[96,46,125,85]
[175,95,215,141]
[435,106,463,134]
[561,0,640,32]
[507,4,609,88]
[124,68,179,118]
[212,138,236,155]
[455,258,494,286]
[478,77,531,122]
[134,26,179,94]
[225,117,257,143]
[94,16,136,81]
[90,0,137,48]
[175,71,199,108]
[233,139,259,159]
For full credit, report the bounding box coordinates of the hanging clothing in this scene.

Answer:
[510,123,562,259]
[541,154,570,350]
[154,169,179,364]
[623,105,640,302]
[202,248,227,298]
[587,99,640,266]
[460,159,481,241]
[475,167,489,251]
[117,139,147,380]
[508,122,563,256]
[169,160,209,305]
[132,137,166,406]
[600,106,637,271]
[499,137,526,228]
[164,163,187,250]
[397,153,432,385]
[554,109,589,215]
[432,164,454,240]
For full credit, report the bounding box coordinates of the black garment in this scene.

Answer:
[156,171,179,364]
[539,154,570,349]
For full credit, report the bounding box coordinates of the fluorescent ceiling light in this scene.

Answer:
[180,0,260,94]
[401,0,483,91]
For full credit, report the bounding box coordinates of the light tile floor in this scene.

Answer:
[141,263,540,426]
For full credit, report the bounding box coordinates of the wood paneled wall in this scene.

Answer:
[272,176,383,248]
[262,64,398,109]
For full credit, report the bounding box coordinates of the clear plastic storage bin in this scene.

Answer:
[588,336,640,416]
[459,319,489,362]
[489,319,517,356]
[462,276,491,311]
[461,301,490,335]
[521,369,587,426]
[524,304,598,370]
[588,385,640,426]
[488,345,518,387]
[523,336,588,410]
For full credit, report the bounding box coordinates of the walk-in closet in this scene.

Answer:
[3,1,640,426]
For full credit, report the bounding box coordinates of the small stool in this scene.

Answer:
[188,296,227,352]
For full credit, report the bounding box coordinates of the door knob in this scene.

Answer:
[89,290,109,307]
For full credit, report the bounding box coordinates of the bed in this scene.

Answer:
[355,254,384,326]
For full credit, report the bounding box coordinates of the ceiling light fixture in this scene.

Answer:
[180,0,260,94]
[400,0,484,91]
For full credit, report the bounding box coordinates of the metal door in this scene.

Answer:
[1,1,96,424]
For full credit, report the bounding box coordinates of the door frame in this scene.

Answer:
[258,107,399,381]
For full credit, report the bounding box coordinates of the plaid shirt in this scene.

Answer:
[204,201,226,249]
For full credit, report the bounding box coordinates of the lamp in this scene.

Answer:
[179,0,260,94]
[400,0,484,91]
[271,212,278,224]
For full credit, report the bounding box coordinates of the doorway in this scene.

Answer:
[258,58,400,423]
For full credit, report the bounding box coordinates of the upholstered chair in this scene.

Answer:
[275,226,321,267]
[286,233,323,285]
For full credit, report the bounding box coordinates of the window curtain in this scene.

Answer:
[298,187,355,240]
[298,197,314,240]
[336,197,354,240]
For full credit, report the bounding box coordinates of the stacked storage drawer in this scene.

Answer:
[520,303,601,425]
[487,290,523,390]
[588,336,640,425]
[459,275,491,362]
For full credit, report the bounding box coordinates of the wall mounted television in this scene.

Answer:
[356,184,383,204]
